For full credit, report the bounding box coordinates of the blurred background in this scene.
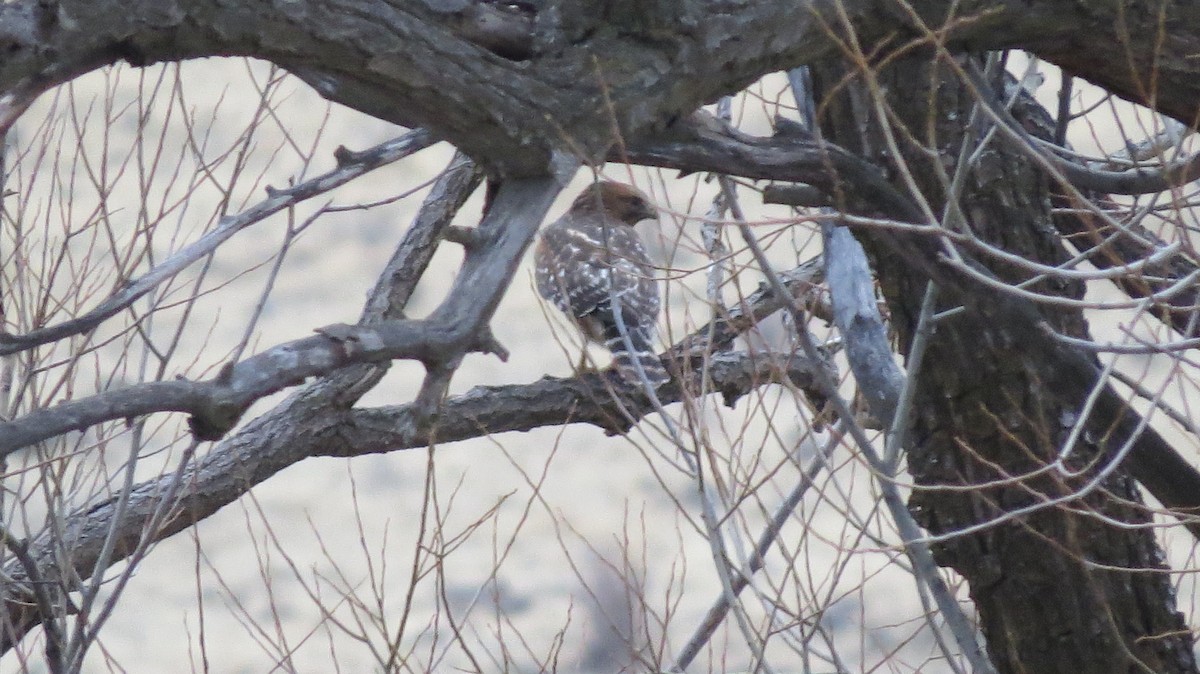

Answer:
[1,56,1195,672]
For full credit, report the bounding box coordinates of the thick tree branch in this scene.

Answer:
[0,283,829,652]
[340,351,825,449]
[0,171,557,452]
[0,0,861,173]
[886,225,1200,537]
[5,0,1193,175]
[625,115,1200,537]
[625,112,923,222]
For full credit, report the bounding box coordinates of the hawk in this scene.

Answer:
[534,181,669,388]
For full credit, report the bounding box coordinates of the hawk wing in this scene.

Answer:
[534,215,659,333]
[533,208,668,387]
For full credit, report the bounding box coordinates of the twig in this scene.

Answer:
[962,63,1200,195]
[0,129,438,356]
[669,421,841,673]
[663,174,780,674]
[0,251,830,652]
[884,282,938,469]
[1109,368,1200,440]
[736,222,997,674]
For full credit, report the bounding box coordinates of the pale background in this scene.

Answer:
[1,56,1195,673]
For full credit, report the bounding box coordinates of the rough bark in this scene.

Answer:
[813,54,1196,674]
[0,1,1197,174]
[0,309,830,651]
[633,108,1200,539]
[2,1,1200,670]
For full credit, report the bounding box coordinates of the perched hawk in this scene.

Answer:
[534,181,669,388]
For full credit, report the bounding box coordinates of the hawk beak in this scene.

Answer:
[635,203,657,223]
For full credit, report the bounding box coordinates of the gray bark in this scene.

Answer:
[3,2,1200,671]
[0,1,1196,174]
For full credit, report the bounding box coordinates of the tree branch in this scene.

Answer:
[963,63,1200,196]
[6,0,1192,175]
[0,0,866,173]
[0,318,449,453]
[821,223,906,423]
[625,111,923,222]
[0,283,829,652]
[0,129,438,356]
[0,167,560,452]
[623,112,1200,539]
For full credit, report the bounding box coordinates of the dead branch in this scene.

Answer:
[0,169,559,452]
[0,279,829,653]
[2,1,1197,174]
[0,129,438,356]
[617,108,1200,534]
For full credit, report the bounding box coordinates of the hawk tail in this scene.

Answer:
[601,321,670,389]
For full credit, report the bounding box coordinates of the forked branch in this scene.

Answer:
[623,107,1200,534]
[0,129,438,357]
[0,265,830,652]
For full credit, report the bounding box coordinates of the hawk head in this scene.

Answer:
[569,181,657,226]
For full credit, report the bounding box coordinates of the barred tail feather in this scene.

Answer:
[592,300,669,389]
[603,333,670,389]
[613,348,670,388]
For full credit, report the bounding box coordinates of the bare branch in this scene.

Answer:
[670,424,838,673]
[625,111,923,222]
[0,336,827,651]
[675,256,825,357]
[621,106,1200,534]
[821,223,906,424]
[0,129,438,356]
[318,151,484,406]
[411,173,568,413]
[0,0,870,171]
[0,318,441,453]
[347,351,824,447]
[0,0,1197,176]
[0,166,562,452]
[358,153,484,326]
[963,63,1200,195]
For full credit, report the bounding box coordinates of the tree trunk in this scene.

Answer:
[814,54,1197,674]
